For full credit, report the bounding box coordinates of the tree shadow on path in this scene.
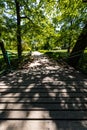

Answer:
[0,55,87,130]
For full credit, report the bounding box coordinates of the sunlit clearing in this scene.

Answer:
[32,51,43,56]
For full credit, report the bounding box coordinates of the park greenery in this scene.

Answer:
[0,0,87,73]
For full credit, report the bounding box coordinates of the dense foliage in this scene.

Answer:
[0,0,87,68]
[0,0,86,49]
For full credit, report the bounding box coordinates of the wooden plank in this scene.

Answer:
[0,103,87,110]
[0,87,87,92]
[0,110,87,120]
[0,120,87,130]
[0,100,87,103]
[0,97,87,103]
[0,93,87,98]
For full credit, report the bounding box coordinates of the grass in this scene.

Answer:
[41,49,68,60]
[39,49,67,53]
[39,49,68,60]
[0,50,33,75]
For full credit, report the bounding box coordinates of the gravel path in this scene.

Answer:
[0,52,87,130]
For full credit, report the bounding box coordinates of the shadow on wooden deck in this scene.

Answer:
[0,55,87,130]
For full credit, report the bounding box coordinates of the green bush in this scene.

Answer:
[22,43,31,51]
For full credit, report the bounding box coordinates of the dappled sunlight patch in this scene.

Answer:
[84,81,87,85]
[36,75,41,78]
[0,120,24,130]
[27,107,48,118]
[81,121,87,128]
[0,96,18,104]
[23,107,58,130]
[8,110,26,119]
[70,87,76,91]
[0,103,7,110]
[32,51,43,56]
[40,58,49,62]
[68,75,75,79]
[61,89,67,93]
[49,92,56,98]
[7,103,23,110]
[42,77,55,83]
[33,93,40,98]
[0,124,7,130]
[11,92,20,97]
[22,120,45,130]
[1,92,13,97]
[18,78,23,83]
[60,102,68,109]
[53,89,58,93]
[42,77,66,86]
[59,91,69,98]
[0,82,8,86]
[32,96,39,102]
[24,84,35,91]
[29,61,41,68]
[46,66,60,70]
[23,120,57,130]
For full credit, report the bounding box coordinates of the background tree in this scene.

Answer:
[15,0,22,59]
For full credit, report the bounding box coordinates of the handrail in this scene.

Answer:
[7,51,17,55]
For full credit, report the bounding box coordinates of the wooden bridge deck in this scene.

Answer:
[0,53,87,130]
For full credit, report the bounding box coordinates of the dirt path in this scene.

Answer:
[0,52,87,130]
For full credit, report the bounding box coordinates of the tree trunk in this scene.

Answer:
[0,41,10,67]
[68,23,87,67]
[15,0,22,59]
[67,20,73,53]
[67,39,71,53]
